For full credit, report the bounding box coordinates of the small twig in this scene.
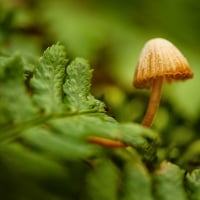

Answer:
[87,136,128,148]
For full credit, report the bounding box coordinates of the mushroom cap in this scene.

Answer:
[133,38,193,88]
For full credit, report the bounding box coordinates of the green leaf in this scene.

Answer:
[118,123,157,147]
[85,159,119,200]
[117,123,158,164]
[0,43,160,199]
[31,43,68,114]
[0,143,68,199]
[121,163,153,200]
[63,58,105,113]
[186,169,200,200]
[178,140,200,167]
[0,143,67,180]
[17,113,157,164]
[46,114,117,140]
[22,126,100,160]
[153,161,187,200]
[45,114,157,158]
[0,54,35,126]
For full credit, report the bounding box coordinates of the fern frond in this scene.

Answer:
[31,43,68,114]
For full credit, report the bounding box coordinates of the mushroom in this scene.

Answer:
[133,38,193,127]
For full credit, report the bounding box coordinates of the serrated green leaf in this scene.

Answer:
[47,114,117,140]
[31,43,68,114]
[0,42,161,200]
[153,161,187,200]
[46,114,157,160]
[0,54,36,126]
[186,169,200,200]
[85,159,119,200]
[22,126,100,160]
[121,163,153,200]
[117,123,158,164]
[63,58,105,113]
[118,123,157,147]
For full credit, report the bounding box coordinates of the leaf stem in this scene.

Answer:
[87,136,127,148]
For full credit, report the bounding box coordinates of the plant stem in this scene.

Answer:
[142,78,163,127]
[87,136,127,148]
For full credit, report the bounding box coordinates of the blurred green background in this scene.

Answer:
[1,0,200,167]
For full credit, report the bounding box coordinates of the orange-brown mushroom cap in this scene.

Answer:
[133,38,193,88]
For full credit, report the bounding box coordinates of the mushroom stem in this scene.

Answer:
[142,77,163,127]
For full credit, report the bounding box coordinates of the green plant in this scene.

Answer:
[0,43,200,200]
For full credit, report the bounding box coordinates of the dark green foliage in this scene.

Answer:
[186,169,200,200]
[153,161,187,200]
[1,0,200,199]
[0,43,200,199]
[0,43,158,199]
[0,55,36,126]
[121,163,153,200]
[85,159,119,200]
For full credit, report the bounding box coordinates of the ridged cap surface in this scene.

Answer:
[133,38,193,88]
